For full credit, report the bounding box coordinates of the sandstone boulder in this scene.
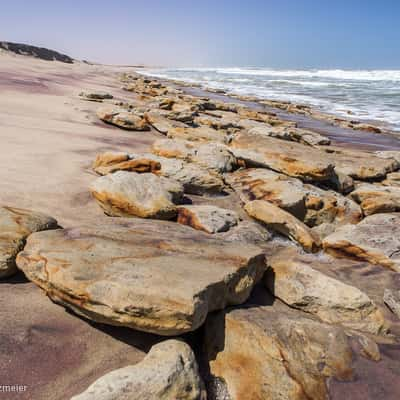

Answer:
[92,152,161,175]
[382,172,400,187]
[244,200,320,252]
[79,91,113,102]
[205,305,354,400]
[226,168,361,227]
[323,213,400,272]
[320,146,399,180]
[167,126,227,143]
[97,107,150,131]
[90,171,184,219]
[0,206,57,278]
[71,340,205,400]
[129,153,226,195]
[383,289,400,319]
[230,132,335,182]
[17,219,266,335]
[375,150,400,164]
[177,205,238,234]
[248,126,330,146]
[350,183,400,215]
[144,110,177,134]
[266,247,386,334]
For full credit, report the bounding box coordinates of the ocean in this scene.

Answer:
[139,67,400,132]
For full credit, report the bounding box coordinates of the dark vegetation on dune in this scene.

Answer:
[0,41,73,63]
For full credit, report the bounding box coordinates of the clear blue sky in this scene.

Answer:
[1,0,399,68]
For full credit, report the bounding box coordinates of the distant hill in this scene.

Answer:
[0,41,73,63]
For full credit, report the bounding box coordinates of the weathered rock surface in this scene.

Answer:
[144,110,177,134]
[177,205,238,234]
[226,168,361,227]
[266,247,386,334]
[152,138,195,159]
[0,206,57,278]
[323,213,400,272]
[90,171,184,219]
[383,289,400,319]
[79,91,113,102]
[375,150,400,164]
[152,139,237,174]
[248,125,330,146]
[350,183,400,215]
[71,340,205,400]
[92,152,161,175]
[97,107,150,131]
[382,172,400,187]
[205,305,354,400]
[167,126,227,143]
[130,153,226,195]
[245,200,320,252]
[321,146,399,180]
[225,168,306,217]
[16,219,266,335]
[230,132,335,182]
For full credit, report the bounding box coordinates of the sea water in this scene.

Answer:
[139,67,400,132]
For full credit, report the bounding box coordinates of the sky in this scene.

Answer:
[1,0,399,68]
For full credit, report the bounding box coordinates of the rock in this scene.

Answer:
[225,168,361,227]
[204,305,354,400]
[97,107,150,131]
[167,110,197,124]
[132,153,226,195]
[244,200,320,252]
[350,183,400,215]
[323,213,400,272]
[320,146,399,180]
[330,170,355,194]
[0,206,58,278]
[90,171,184,219]
[152,139,237,174]
[144,110,177,134]
[191,143,238,173]
[219,220,272,243]
[375,150,400,164]
[382,172,400,187]
[152,138,194,159]
[383,289,400,319]
[265,247,386,334]
[225,168,306,218]
[230,132,335,182]
[177,205,238,234]
[167,126,227,143]
[16,219,267,335]
[79,91,113,102]
[248,126,330,146]
[71,340,205,400]
[92,152,161,175]
[302,183,362,227]
[352,123,382,133]
[284,127,331,146]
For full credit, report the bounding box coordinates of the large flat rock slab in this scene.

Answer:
[0,206,57,278]
[230,132,335,182]
[16,219,266,335]
[323,213,400,272]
